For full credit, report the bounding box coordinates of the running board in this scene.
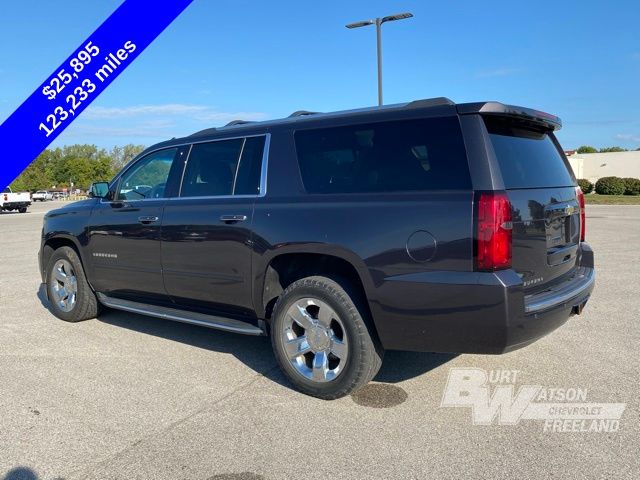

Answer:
[96,293,265,336]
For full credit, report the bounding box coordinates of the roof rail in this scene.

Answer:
[406,97,454,109]
[289,110,319,118]
[190,127,217,137]
[224,120,254,127]
[188,98,456,138]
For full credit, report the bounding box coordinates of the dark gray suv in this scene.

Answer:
[39,97,595,399]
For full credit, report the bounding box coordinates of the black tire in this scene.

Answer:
[46,246,100,322]
[270,275,383,399]
[18,207,27,213]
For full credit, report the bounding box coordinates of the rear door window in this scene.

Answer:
[485,118,574,189]
[294,117,471,194]
[180,136,266,197]
[181,139,243,197]
[234,136,266,195]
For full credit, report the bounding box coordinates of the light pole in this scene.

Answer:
[346,12,413,106]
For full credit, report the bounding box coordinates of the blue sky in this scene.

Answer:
[0,0,638,150]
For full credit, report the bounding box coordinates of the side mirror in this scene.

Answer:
[89,182,110,199]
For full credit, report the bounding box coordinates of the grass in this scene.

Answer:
[584,194,640,205]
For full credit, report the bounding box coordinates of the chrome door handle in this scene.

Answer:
[138,215,159,224]
[220,214,247,223]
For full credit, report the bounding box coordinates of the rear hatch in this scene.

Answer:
[483,116,581,293]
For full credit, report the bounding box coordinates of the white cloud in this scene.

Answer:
[475,67,522,78]
[615,133,640,143]
[83,104,267,123]
[193,110,268,123]
[63,123,176,139]
[84,104,205,119]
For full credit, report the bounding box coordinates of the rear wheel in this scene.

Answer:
[46,246,100,322]
[270,276,383,399]
[18,207,27,213]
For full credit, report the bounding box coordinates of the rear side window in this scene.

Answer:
[294,117,470,194]
[485,118,574,189]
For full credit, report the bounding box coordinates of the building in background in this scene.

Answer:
[566,151,640,182]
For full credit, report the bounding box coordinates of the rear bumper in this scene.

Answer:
[370,243,595,354]
[1,201,31,209]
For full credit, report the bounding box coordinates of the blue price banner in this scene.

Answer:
[0,0,194,189]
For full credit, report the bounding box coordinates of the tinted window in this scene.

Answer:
[181,139,243,197]
[234,136,266,195]
[117,148,177,200]
[485,118,574,189]
[294,117,470,194]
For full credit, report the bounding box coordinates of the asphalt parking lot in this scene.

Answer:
[1,200,638,480]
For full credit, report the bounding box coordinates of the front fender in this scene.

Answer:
[41,199,97,281]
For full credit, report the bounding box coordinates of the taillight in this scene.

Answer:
[476,191,512,271]
[576,186,585,242]
[3,194,7,202]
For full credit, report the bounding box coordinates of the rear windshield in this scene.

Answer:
[294,117,471,194]
[485,118,574,189]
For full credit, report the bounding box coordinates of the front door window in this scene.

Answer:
[117,148,178,201]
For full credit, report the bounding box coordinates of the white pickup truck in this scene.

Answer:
[1,187,31,213]
[32,190,53,202]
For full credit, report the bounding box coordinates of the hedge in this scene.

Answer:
[595,176,627,195]
[577,179,593,194]
[623,177,640,196]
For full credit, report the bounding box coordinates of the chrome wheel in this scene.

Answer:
[282,297,349,382]
[51,259,78,312]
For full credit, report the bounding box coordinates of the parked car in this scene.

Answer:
[39,98,595,399]
[32,190,53,202]
[1,187,31,213]
[52,192,68,200]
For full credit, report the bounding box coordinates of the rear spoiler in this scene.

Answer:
[457,102,562,131]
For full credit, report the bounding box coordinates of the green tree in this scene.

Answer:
[91,155,116,184]
[49,145,93,188]
[10,150,57,191]
[576,145,598,154]
[48,144,121,189]
[109,144,145,171]
[8,144,141,192]
[598,146,627,153]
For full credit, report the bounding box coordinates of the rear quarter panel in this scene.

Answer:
[250,123,476,348]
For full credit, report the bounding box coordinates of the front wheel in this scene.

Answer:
[270,276,383,399]
[18,207,27,213]
[46,246,100,322]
